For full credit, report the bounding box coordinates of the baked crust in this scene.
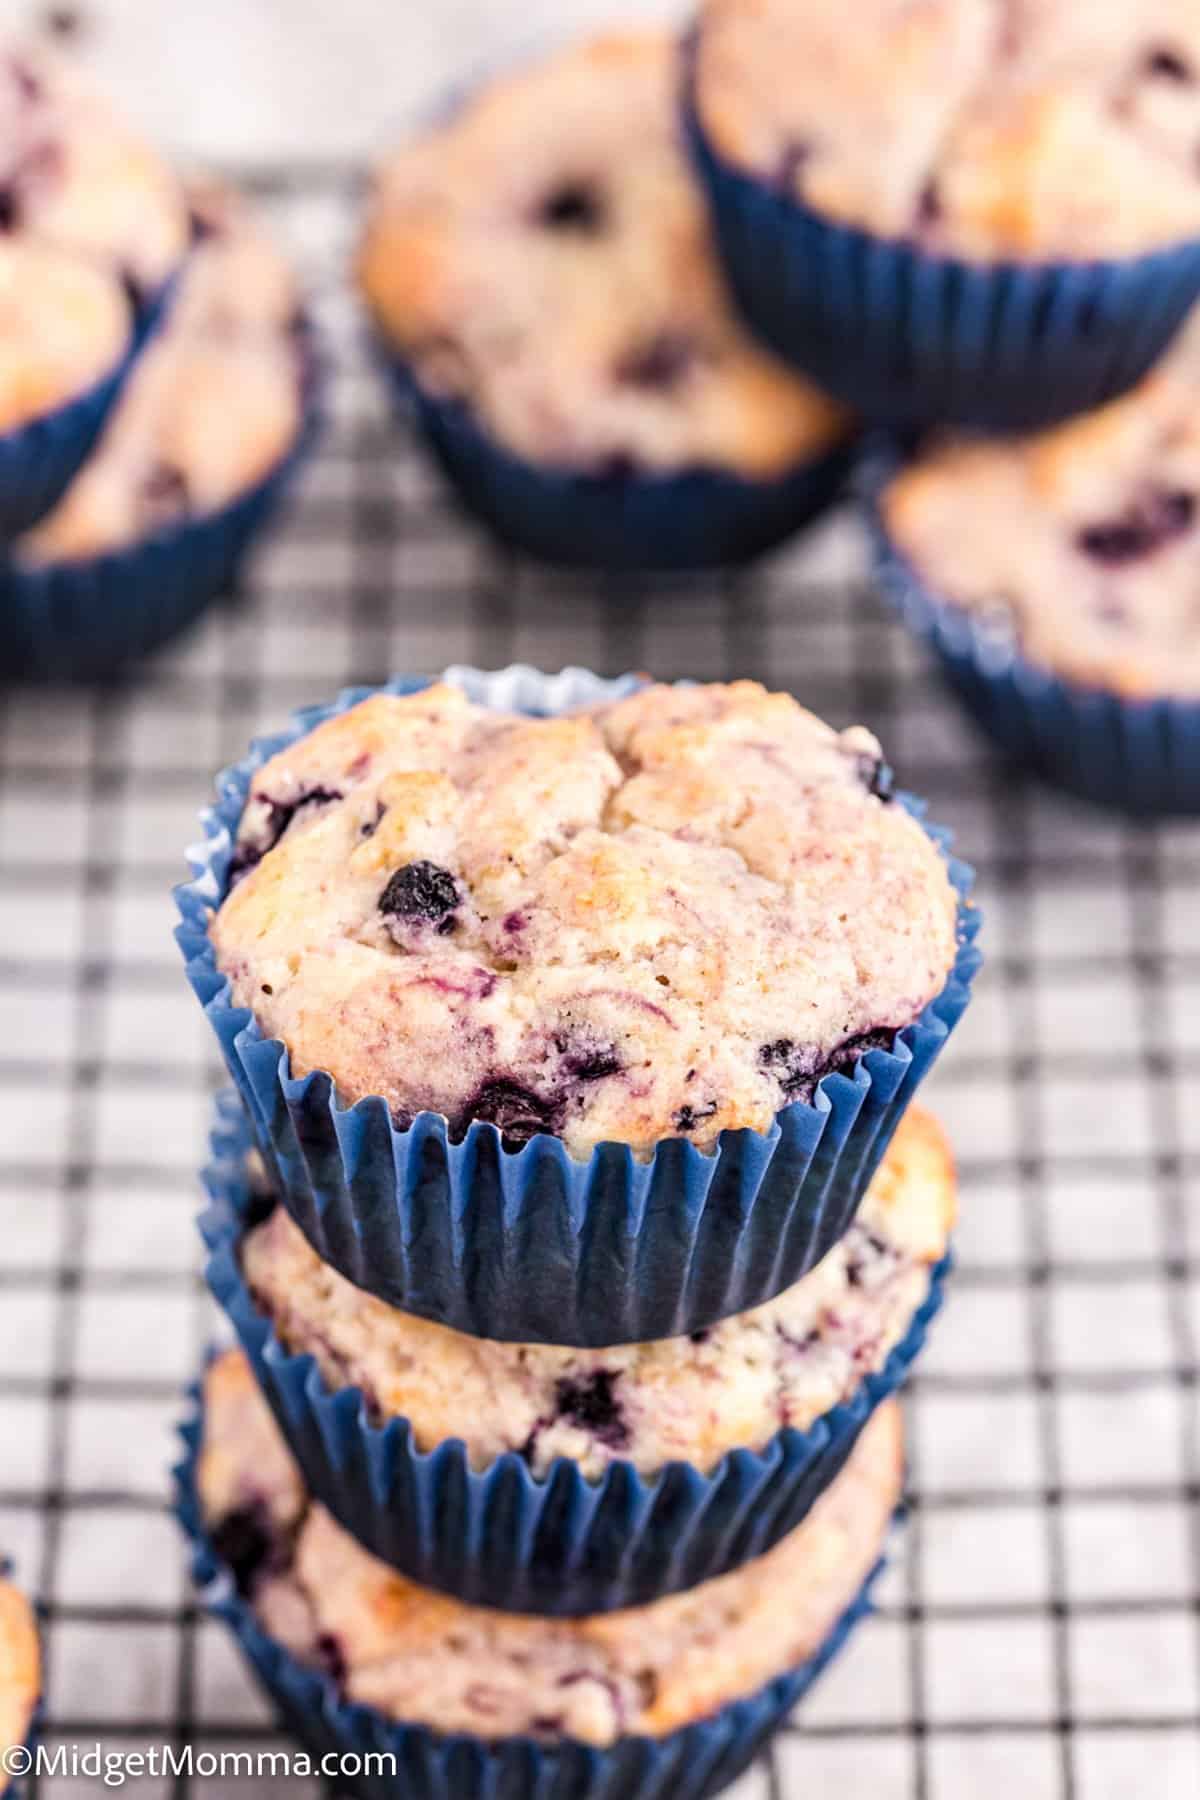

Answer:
[211,680,960,1160]
[883,331,1200,698]
[17,180,302,563]
[241,1105,953,1476]
[358,30,846,477]
[695,1,1200,259]
[199,1350,902,1746]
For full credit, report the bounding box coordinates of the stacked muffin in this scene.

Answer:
[0,1568,39,1794]
[175,670,979,1797]
[0,38,317,680]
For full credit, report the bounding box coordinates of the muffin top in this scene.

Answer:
[241,1105,953,1477]
[17,181,302,564]
[0,1575,38,1769]
[210,679,960,1161]
[0,236,130,432]
[694,1,1200,260]
[882,325,1200,698]
[200,1348,900,1746]
[0,39,188,295]
[357,30,846,477]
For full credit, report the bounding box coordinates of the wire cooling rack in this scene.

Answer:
[0,170,1198,1800]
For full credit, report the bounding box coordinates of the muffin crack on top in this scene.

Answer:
[356,29,847,478]
[238,1106,953,1479]
[198,1350,902,1748]
[210,680,960,1160]
[693,1,1200,260]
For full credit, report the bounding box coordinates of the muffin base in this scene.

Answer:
[385,355,854,569]
[202,1090,948,1615]
[174,1380,890,1800]
[175,664,980,1348]
[861,443,1200,816]
[682,43,1200,433]
[0,323,322,683]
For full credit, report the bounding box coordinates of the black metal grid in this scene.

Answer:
[0,170,1198,1800]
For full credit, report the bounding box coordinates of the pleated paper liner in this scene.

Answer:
[175,664,980,1346]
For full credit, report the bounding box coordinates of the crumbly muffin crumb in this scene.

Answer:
[199,1350,901,1746]
[240,1105,953,1477]
[211,679,960,1160]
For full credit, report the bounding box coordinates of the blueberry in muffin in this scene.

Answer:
[357,30,852,565]
[210,679,960,1162]
[239,1104,953,1479]
[197,1348,901,1748]
[881,335,1200,700]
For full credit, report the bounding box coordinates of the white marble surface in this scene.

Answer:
[0,0,685,162]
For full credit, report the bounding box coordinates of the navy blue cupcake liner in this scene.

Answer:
[174,1383,890,1800]
[202,1088,949,1616]
[381,352,855,569]
[175,664,980,1347]
[0,269,178,543]
[682,42,1200,432]
[860,443,1200,816]
[0,321,323,682]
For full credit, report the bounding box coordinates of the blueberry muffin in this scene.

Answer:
[240,1105,952,1478]
[0,39,187,299]
[881,336,1200,699]
[199,1349,901,1747]
[694,1,1200,260]
[209,680,960,1162]
[0,237,130,433]
[15,183,303,564]
[0,1575,38,1781]
[358,30,846,480]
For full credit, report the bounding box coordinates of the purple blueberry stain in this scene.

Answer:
[536,179,607,234]
[453,1078,561,1147]
[1145,45,1193,82]
[378,859,462,938]
[761,1027,896,1104]
[7,55,43,103]
[915,177,942,230]
[616,330,698,391]
[775,137,812,195]
[555,1028,622,1083]
[553,1370,629,1451]
[228,785,343,886]
[314,1632,347,1689]
[673,1099,718,1134]
[1076,488,1195,564]
[210,1502,279,1598]
[141,460,190,524]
